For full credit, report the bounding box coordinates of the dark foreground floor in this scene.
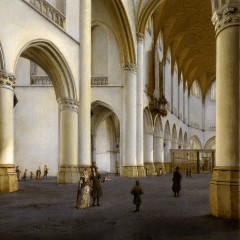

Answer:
[0,173,239,240]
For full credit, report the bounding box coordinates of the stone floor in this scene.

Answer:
[0,173,239,240]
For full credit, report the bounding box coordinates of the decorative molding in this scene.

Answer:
[121,63,138,73]
[30,75,52,85]
[91,76,108,86]
[0,70,15,89]
[212,5,240,34]
[58,98,79,113]
[136,33,145,43]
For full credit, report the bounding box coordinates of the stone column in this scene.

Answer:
[136,33,145,177]
[122,63,138,177]
[164,139,172,172]
[58,99,79,183]
[0,71,18,192]
[154,136,164,174]
[144,133,155,175]
[210,1,240,219]
[79,0,91,168]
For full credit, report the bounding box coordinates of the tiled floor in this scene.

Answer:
[0,173,239,240]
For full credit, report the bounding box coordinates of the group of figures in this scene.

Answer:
[76,166,183,211]
[76,166,106,209]
[15,165,49,181]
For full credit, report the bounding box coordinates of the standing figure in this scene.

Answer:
[158,166,163,176]
[30,171,34,180]
[186,168,189,177]
[172,166,182,197]
[188,168,192,177]
[145,166,149,176]
[16,166,21,181]
[90,166,103,207]
[36,166,41,180]
[43,165,49,179]
[76,168,91,209]
[22,169,27,181]
[130,180,144,212]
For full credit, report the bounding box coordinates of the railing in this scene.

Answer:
[91,77,108,86]
[189,122,200,129]
[30,75,52,85]
[209,126,216,131]
[24,0,65,29]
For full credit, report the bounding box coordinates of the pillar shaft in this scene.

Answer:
[210,2,240,219]
[136,33,145,177]
[122,64,138,177]
[0,71,17,192]
[79,0,91,167]
[58,99,79,183]
[154,136,164,163]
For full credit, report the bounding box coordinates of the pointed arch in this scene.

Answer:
[178,128,183,145]
[91,101,120,136]
[154,115,163,137]
[184,132,188,148]
[14,39,77,100]
[144,107,154,134]
[137,0,162,34]
[204,136,216,149]
[189,135,202,149]
[172,124,177,142]
[164,120,171,140]
[105,0,136,64]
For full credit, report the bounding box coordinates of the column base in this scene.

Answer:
[0,164,18,192]
[144,162,155,176]
[137,166,146,177]
[57,166,81,184]
[154,163,165,175]
[164,163,172,173]
[121,166,138,177]
[209,167,239,219]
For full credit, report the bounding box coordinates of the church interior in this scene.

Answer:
[0,0,239,236]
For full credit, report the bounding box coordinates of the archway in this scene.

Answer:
[189,135,202,149]
[204,136,215,149]
[164,120,171,172]
[91,101,120,174]
[171,124,178,149]
[143,108,154,175]
[14,40,78,184]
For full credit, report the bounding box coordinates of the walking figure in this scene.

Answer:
[172,166,182,197]
[43,165,49,179]
[16,166,21,181]
[22,169,27,181]
[36,166,41,180]
[30,171,34,180]
[130,180,144,212]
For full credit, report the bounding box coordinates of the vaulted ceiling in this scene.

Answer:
[152,0,216,97]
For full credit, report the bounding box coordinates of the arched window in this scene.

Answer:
[210,81,216,101]
[191,80,200,98]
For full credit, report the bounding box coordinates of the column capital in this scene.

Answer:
[0,70,15,90]
[121,63,138,73]
[136,33,145,43]
[211,3,240,35]
[58,98,79,113]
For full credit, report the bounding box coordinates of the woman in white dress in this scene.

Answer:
[76,168,91,209]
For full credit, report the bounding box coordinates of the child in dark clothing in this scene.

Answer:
[130,180,143,212]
